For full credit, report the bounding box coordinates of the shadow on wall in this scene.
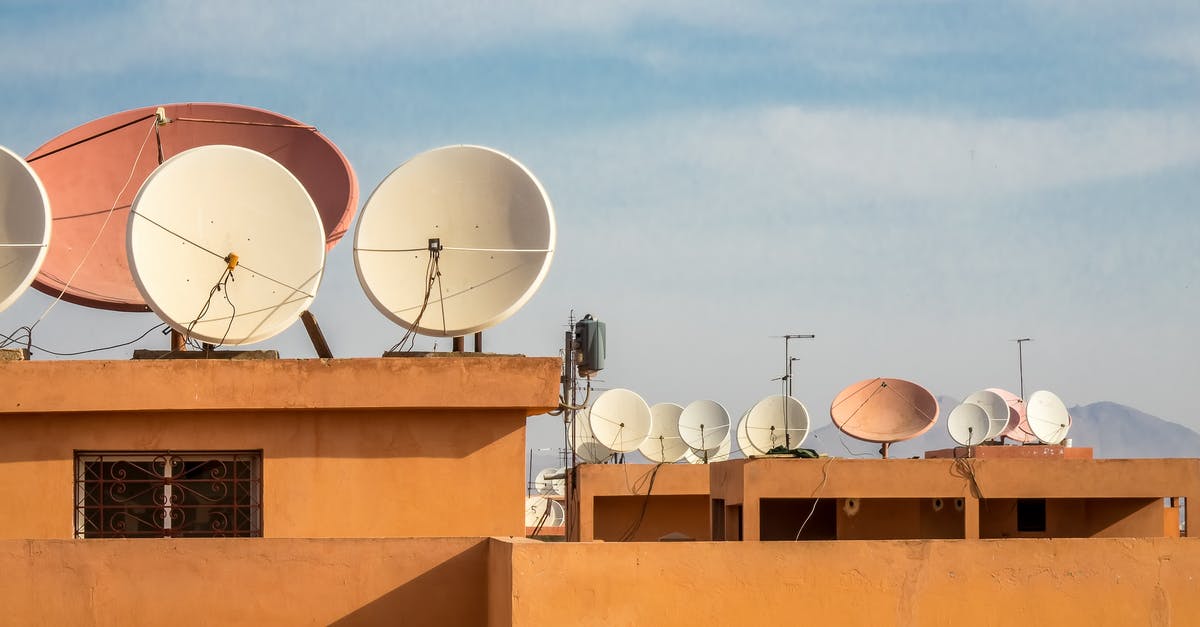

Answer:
[331,540,490,627]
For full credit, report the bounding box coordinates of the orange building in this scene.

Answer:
[0,354,1198,625]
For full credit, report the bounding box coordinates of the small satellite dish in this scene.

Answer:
[830,378,938,457]
[587,388,653,453]
[127,145,325,345]
[27,103,357,311]
[524,496,565,527]
[639,403,688,463]
[678,400,731,451]
[571,407,614,464]
[0,146,51,313]
[735,410,760,457]
[987,387,1034,443]
[963,389,1012,440]
[354,145,555,337]
[1027,390,1071,445]
[947,403,990,446]
[744,394,810,452]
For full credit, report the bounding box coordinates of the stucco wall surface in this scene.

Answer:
[504,537,1200,626]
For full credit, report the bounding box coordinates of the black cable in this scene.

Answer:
[618,462,664,542]
[184,267,236,351]
[388,251,439,352]
[3,322,167,357]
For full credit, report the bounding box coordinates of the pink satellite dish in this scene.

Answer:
[26,103,358,311]
[986,387,1036,443]
[830,377,939,458]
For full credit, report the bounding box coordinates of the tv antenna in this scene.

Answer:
[772,333,814,449]
[1011,338,1032,399]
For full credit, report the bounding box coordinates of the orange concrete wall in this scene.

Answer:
[502,538,1200,626]
[569,463,710,542]
[978,498,1165,539]
[0,357,560,539]
[592,494,710,541]
[0,537,489,626]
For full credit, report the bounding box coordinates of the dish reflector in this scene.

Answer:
[354,145,555,336]
[587,389,653,453]
[525,496,565,527]
[947,403,990,446]
[736,410,760,457]
[963,389,1011,440]
[0,146,51,313]
[127,145,325,345]
[678,400,731,451]
[1027,390,1071,444]
[829,378,939,444]
[534,466,565,496]
[571,407,614,463]
[987,387,1034,443]
[744,394,810,452]
[639,403,688,463]
[685,432,733,464]
[27,103,357,311]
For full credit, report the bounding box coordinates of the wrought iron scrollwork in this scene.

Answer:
[75,451,262,538]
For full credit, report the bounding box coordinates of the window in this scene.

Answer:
[1016,498,1047,533]
[75,451,262,538]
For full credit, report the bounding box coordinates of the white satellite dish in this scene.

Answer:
[639,403,688,463]
[127,145,325,345]
[571,407,614,464]
[524,496,565,527]
[735,410,760,457]
[678,400,731,452]
[353,145,556,337]
[744,394,810,452]
[685,431,733,464]
[587,388,653,453]
[0,145,51,313]
[1027,390,1071,444]
[947,403,990,447]
[963,389,1011,440]
[533,466,565,496]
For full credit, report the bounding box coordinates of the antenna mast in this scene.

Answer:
[773,334,815,449]
[1012,338,1032,399]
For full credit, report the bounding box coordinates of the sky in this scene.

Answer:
[1,1,1198,462]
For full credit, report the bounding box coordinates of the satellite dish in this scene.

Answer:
[354,145,555,337]
[524,496,565,527]
[987,387,1035,443]
[735,410,760,457]
[963,389,1012,440]
[0,146,51,313]
[27,103,357,311]
[947,403,990,446]
[533,466,565,496]
[638,403,688,463]
[744,394,810,452]
[684,431,733,464]
[1027,390,1071,444]
[587,389,653,453]
[678,400,731,452]
[127,145,325,345]
[571,407,614,464]
[829,378,939,457]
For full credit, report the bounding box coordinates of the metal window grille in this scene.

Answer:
[74,451,262,538]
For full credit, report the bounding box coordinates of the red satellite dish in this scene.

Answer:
[26,103,358,311]
[830,377,939,458]
[985,387,1036,443]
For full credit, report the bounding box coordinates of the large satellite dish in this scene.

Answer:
[963,389,1012,440]
[571,407,614,464]
[830,378,939,457]
[127,145,325,345]
[639,403,688,463]
[0,146,51,313]
[987,387,1034,443]
[678,400,731,451]
[533,467,565,496]
[354,145,555,337]
[587,389,653,453]
[27,103,356,311]
[947,403,990,447]
[744,394,810,452]
[1026,390,1071,445]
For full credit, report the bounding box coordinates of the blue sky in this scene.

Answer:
[1,2,1198,455]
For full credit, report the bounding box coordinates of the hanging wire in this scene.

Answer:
[183,266,237,351]
[388,248,441,352]
[794,457,836,540]
[0,322,167,356]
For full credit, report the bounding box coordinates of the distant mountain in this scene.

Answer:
[806,397,1200,459]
